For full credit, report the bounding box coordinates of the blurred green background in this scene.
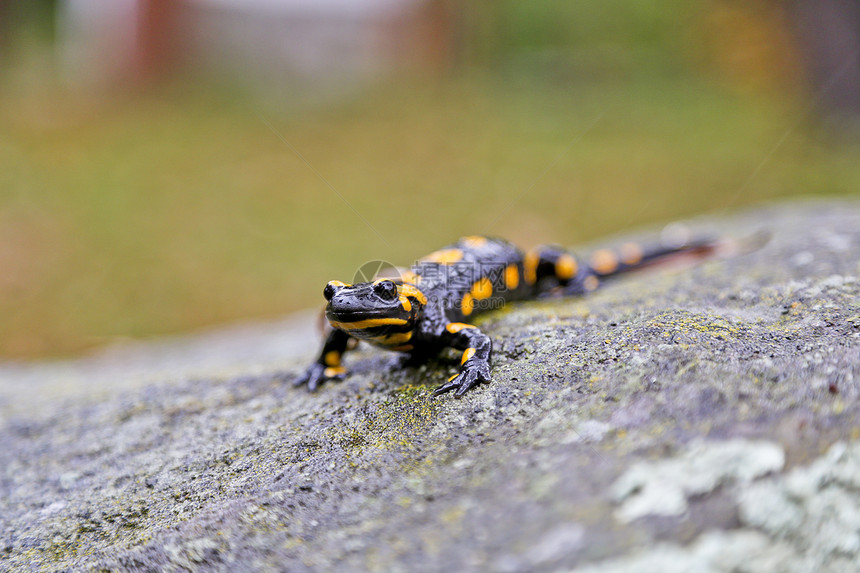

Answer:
[1,0,859,359]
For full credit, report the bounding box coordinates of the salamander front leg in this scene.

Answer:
[295,328,352,392]
[432,323,492,397]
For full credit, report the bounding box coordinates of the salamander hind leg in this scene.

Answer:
[432,322,492,397]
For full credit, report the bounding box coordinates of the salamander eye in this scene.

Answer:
[324,281,342,301]
[373,280,398,301]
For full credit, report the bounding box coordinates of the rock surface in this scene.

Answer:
[1,199,859,572]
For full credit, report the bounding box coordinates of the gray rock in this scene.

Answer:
[1,199,859,572]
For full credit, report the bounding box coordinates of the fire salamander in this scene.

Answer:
[296,235,719,396]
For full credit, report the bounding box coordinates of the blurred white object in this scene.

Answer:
[56,0,452,95]
[59,0,140,89]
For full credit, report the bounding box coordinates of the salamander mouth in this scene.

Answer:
[325,308,410,331]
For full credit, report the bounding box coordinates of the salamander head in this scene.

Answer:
[323,279,427,348]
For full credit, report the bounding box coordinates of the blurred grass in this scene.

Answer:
[1,1,860,359]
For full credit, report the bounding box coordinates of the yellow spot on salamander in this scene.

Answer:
[461,293,475,316]
[555,254,578,280]
[324,366,346,377]
[398,284,428,306]
[505,264,520,290]
[591,249,618,275]
[421,248,463,265]
[448,373,459,382]
[384,331,413,345]
[471,277,493,300]
[327,280,350,287]
[324,351,341,367]
[400,271,421,285]
[584,275,600,291]
[461,347,476,364]
[620,242,644,265]
[368,331,413,346]
[461,235,488,247]
[399,295,412,312]
[524,249,540,285]
[330,317,408,331]
[446,322,477,334]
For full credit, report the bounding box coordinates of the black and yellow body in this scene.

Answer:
[296,234,719,396]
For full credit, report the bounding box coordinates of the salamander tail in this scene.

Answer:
[586,225,769,278]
